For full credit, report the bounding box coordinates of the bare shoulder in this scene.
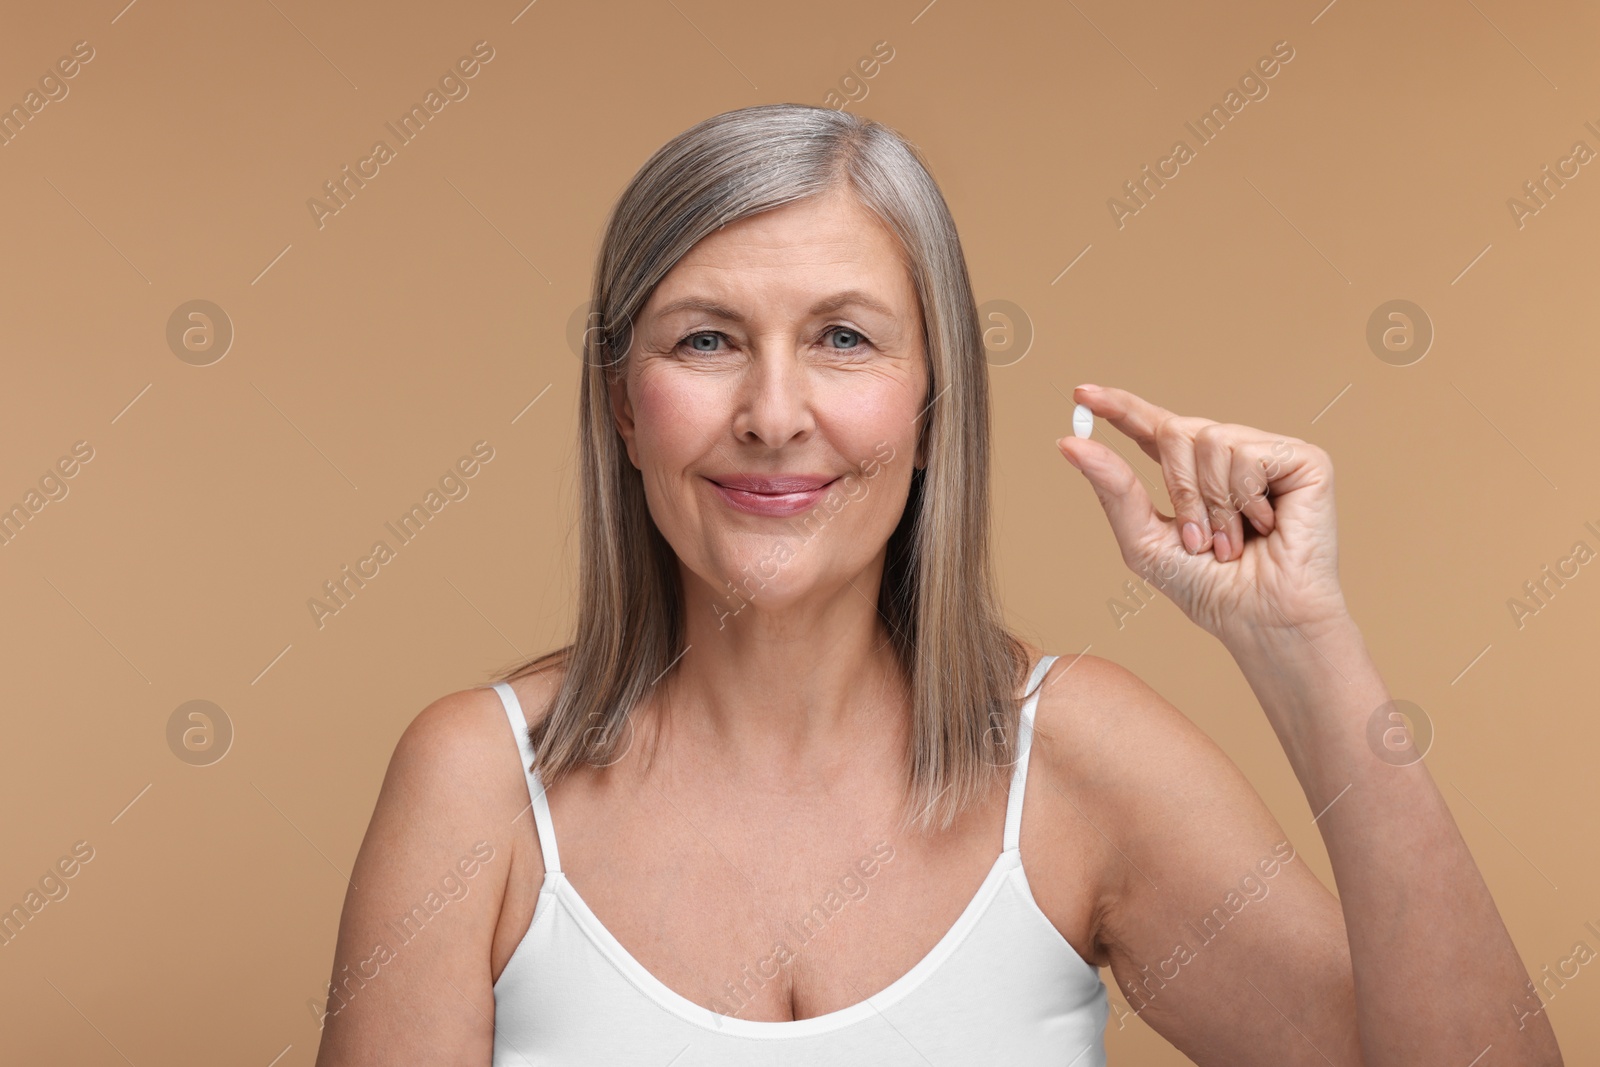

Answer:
[1007,653,1134,969]
[311,664,568,1063]
[1020,650,1355,1062]
[394,686,523,797]
[389,662,566,808]
[1027,652,1220,793]
[1017,652,1264,967]
[380,663,569,866]
[1025,650,1268,864]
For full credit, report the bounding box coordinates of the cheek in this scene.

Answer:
[629,370,722,460]
[815,408,920,537]
[625,369,737,554]
[815,376,923,465]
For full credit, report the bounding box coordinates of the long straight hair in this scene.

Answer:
[497,103,1028,833]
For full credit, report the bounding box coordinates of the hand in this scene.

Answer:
[1055,384,1350,647]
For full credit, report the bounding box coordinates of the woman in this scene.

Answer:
[313,104,1564,1065]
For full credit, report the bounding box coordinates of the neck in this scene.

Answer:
[656,556,910,785]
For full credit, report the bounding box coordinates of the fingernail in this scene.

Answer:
[1078,383,1100,393]
[1213,529,1230,560]
[1182,521,1203,554]
[1057,440,1082,469]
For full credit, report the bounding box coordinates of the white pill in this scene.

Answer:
[1072,403,1093,439]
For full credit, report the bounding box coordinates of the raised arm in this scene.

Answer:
[1230,612,1562,1065]
[1029,652,1363,1063]
[313,689,528,1066]
[1050,384,1564,1065]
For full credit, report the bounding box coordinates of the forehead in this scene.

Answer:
[641,188,916,317]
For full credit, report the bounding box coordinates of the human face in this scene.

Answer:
[609,186,929,621]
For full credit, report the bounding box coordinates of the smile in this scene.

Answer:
[706,475,840,517]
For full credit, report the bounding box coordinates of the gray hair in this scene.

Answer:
[498,102,1027,833]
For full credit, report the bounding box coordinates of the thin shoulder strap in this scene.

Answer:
[490,681,562,874]
[1003,654,1058,852]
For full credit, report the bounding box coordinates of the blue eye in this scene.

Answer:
[674,327,871,355]
[672,329,729,355]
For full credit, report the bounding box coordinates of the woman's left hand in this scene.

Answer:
[1055,384,1351,648]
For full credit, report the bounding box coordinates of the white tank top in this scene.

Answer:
[486,654,1110,1064]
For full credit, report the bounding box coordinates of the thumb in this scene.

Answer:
[1056,436,1164,562]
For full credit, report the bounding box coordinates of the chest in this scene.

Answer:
[526,776,1015,1022]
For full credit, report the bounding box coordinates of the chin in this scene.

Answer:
[692,544,835,627]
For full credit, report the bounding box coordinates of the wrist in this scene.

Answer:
[1222,606,1362,664]
[1224,613,1391,779]
[1223,611,1378,719]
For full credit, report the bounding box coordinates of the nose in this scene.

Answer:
[732,343,815,449]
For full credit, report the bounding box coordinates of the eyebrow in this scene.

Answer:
[649,289,898,323]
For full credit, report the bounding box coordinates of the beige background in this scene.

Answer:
[2,0,1596,1062]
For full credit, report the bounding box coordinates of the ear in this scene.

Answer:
[607,371,642,470]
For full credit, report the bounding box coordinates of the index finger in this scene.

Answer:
[1072,384,1178,464]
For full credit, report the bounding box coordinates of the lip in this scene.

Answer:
[706,473,839,517]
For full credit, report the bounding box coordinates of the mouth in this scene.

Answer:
[706,474,840,517]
